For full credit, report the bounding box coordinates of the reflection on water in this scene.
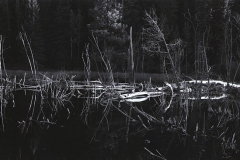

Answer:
[0,79,240,159]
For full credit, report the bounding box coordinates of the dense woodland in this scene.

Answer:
[1,0,240,79]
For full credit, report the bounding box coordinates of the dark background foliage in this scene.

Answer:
[0,0,240,78]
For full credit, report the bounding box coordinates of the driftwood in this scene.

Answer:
[120,79,237,102]
[2,75,239,109]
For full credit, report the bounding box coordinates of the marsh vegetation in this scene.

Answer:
[1,30,240,159]
[1,66,240,159]
[2,0,240,159]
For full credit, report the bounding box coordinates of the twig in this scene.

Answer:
[138,115,149,130]
[126,107,132,142]
[144,147,167,160]
[164,82,174,112]
[129,103,161,123]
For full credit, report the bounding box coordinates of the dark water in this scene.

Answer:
[0,86,240,160]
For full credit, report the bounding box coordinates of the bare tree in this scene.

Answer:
[142,9,183,80]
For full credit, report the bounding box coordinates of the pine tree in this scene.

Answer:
[24,0,46,69]
[89,0,129,72]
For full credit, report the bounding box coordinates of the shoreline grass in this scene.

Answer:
[4,70,176,85]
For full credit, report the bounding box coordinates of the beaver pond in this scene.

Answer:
[0,74,240,160]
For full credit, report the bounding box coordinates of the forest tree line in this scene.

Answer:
[1,0,240,79]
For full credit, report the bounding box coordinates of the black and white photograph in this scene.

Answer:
[0,0,240,159]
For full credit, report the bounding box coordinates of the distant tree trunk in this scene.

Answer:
[128,26,134,84]
[70,35,73,60]
[0,35,2,79]
[78,42,80,58]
